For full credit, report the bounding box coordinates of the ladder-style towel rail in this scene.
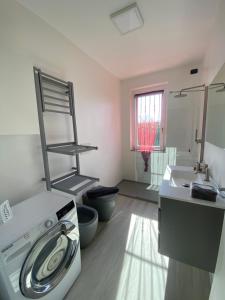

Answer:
[43,94,69,103]
[47,144,98,155]
[46,142,74,147]
[44,109,71,115]
[34,67,98,194]
[40,71,68,87]
[51,171,77,184]
[41,76,68,88]
[42,87,69,96]
[44,101,70,109]
[51,174,99,196]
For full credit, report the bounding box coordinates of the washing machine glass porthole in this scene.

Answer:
[32,234,69,282]
[20,220,79,299]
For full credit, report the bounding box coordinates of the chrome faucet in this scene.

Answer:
[193,161,201,173]
[204,167,210,181]
[193,162,208,175]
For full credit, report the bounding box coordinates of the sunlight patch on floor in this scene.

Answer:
[116,214,169,300]
[147,184,159,191]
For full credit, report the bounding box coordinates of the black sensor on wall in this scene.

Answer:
[190,68,198,75]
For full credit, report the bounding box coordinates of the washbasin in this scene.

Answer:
[170,169,198,187]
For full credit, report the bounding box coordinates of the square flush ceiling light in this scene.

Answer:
[110,3,144,35]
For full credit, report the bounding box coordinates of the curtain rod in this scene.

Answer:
[134,90,164,97]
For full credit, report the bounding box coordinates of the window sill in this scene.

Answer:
[130,147,166,153]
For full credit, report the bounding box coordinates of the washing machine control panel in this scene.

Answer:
[56,200,75,220]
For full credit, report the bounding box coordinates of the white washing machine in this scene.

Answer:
[0,191,81,300]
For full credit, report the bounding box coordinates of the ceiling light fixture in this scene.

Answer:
[110,3,144,35]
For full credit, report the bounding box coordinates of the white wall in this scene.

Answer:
[0,0,122,205]
[201,1,225,299]
[204,62,225,189]
[120,62,204,181]
[206,62,225,149]
[204,142,225,188]
[203,0,225,84]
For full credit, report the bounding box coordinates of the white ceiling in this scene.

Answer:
[17,0,220,79]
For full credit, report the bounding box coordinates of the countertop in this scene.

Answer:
[159,165,225,210]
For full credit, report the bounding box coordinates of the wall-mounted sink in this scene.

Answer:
[160,165,225,209]
[170,169,198,188]
[158,165,225,273]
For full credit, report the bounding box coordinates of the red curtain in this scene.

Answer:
[137,122,157,152]
[138,121,157,172]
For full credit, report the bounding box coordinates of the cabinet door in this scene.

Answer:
[158,197,224,273]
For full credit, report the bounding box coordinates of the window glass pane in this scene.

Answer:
[136,92,163,149]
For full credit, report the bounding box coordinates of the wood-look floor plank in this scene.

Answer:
[65,195,210,300]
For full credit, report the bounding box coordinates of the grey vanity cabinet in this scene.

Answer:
[158,197,224,273]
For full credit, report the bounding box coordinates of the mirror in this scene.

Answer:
[206,63,225,148]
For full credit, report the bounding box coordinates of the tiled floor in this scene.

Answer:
[117,180,159,203]
[65,195,211,300]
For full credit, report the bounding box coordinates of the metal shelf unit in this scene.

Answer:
[47,142,98,156]
[51,173,98,196]
[34,67,99,194]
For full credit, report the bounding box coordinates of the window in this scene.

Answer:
[131,89,166,152]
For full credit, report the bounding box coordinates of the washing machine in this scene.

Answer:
[0,191,81,300]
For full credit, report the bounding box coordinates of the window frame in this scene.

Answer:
[130,86,167,152]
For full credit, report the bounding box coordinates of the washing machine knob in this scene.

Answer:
[45,219,54,229]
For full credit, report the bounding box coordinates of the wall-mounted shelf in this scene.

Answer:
[47,142,98,156]
[34,67,99,193]
[51,173,99,196]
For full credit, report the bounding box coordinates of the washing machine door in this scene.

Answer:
[20,220,79,299]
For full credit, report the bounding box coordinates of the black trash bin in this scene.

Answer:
[83,186,119,222]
